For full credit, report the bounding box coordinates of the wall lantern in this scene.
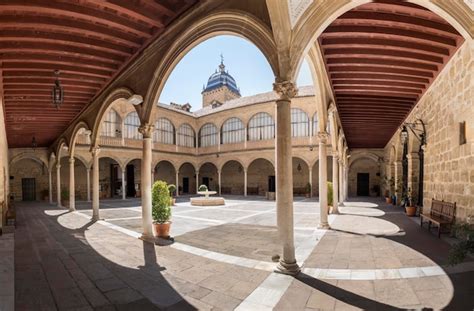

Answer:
[52,70,64,109]
[297,163,302,172]
[31,136,37,151]
[400,119,426,146]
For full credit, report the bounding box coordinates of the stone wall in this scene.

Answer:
[384,41,474,222]
[0,98,9,227]
[9,159,50,202]
[348,158,381,197]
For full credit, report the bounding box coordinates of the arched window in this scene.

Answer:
[312,113,318,136]
[100,109,121,137]
[248,112,275,141]
[291,108,309,137]
[124,112,142,139]
[199,123,218,147]
[221,117,245,144]
[154,118,175,144]
[177,124,195,147]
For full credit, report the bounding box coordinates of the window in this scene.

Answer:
[177,124,195,147]
[154,118,175,144]
[124,112,142,139]
[248,112,275,141]
[199,123,218,147]
[291,108,309,137]
[460,121,467,145]
[221,117,245,144]
[312,113,318,136]
[100,109,121,137]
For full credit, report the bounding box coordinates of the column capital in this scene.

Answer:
[91,146,101,157]
[318,132,329,144]
[69,157,75,164]
[139,123,154,138]
[56,164,61,169]
[273,79,297,100]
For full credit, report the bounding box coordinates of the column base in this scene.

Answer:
[318,222,330,229]
[338,202,345,206]
[69,207,76,212]
[331,210,340,215]
[275,259,300,276]
[91,215,100,222]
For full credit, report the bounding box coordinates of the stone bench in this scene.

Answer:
[190,197,225,206]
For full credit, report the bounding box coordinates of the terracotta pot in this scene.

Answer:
[153,222,171,238]
[170,198,176,206]
[385,197,392,204]
[405,206,416,217]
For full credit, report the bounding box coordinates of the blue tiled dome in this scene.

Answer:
[202,61,240,95]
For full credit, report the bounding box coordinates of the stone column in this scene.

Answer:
[48,169,53,204]
[91,147,100,221]
[86,167,91,202]
[332,154,339,214]
[274,80,299,275]
[318,132,329,228]
[308,168,313,198]
[56,163,61,207]
[139,124,154,239]
[121,168,126,200]
[218,169,222,195]
[244,168,248,197]
[68,157,75,211]
[195,171,199,193]
[338,158,344,205]
[345,162,349,201]
[175,171,179,197]
[394,161,403,200]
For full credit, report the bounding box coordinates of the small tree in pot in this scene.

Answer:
[61,189,69,208]
[152,180,171,238]
[305,182,311,198]
[168,184,176,206]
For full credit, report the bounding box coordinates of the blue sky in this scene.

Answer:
[159,35,313,111]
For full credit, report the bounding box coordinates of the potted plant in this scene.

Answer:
[152,180,171,238]
[404,188,416,216]
[168,184,176,206]
[383,176,394,203]
[41,189,49,201]
[305,182,311,198]
[198,184,208,192]
[327,181,334,212]
[61,189,69,208]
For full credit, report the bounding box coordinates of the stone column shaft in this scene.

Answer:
[273,79,299,275]
[195,172,199,193]
[338,159,344,205]
[122,168,126,200]
[318,133,329,228]
[175,172,179,197]
[56,164,61,207]
[244,169,248,197]
[86,167,91,202]
[218,169,222,195]
[309,168,313,198]
[48,169,53,204]
[92,147,100,220]
[139,124,154,239]
[332,155,339,214]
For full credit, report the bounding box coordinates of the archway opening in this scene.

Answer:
[349,157,380,197]
[221,160,244,195]
[154,161,176,186]
[292,157,309,197]
[198,163,218,191]
[178,163,196,195]
[247,158,274,196]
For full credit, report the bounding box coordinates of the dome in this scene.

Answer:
[202,60,240,95]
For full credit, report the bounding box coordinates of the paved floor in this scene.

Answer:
[13,196,474,310]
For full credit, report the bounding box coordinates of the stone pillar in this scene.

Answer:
[394,161,403,200]
[86,167,91,202]
[318,132,329,228]
[308,168,313,198]
[48,169,53,204]
[345,162,349,201]
[121,168,126,200]
[175,171,179,197]
[91,147,100,221]
[244,168,248,197]
[68,157,75,211]
[139,124,154,239]
[332,155,339,214]
[195,171,199,193]
[218,169,222,195]
[56,163,61,207]
[338,158,344,205]
[274,80,299,275]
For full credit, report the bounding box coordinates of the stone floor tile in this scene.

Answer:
[201,291,242,310]
[104,287,143,305]
[306,290,337,310]
[95,276,128,293]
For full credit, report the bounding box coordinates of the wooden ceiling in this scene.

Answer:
[319,0,464,148]
[0,0,197,148]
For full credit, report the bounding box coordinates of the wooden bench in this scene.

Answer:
[420,199,456,238]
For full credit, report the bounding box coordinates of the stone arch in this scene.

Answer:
[293,156,310,196]
[9,153,48,170]
[290,0,473,82]
[349,152,380,168]
[247,158,275,196]
[198,123,219,147]
[55,138,69,160]
[91,87,134,148]
[73,154,91,170]
[143,10,279,123]
[178,162,198,194]
[220,159,245,195]
[99,153,124,169]
[154,160,177,186]
[69,120,91,157]
[218,157,245,172]
[245,155,275,169]
[198,162,219,191]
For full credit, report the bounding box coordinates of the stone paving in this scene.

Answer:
[12,196,474,310]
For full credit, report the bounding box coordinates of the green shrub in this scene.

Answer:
[61,189,69,200]
[152,180,171,223]
[327,182,333,206]
[198,184,208,192]
[305,182,311,194]
[168,184,176,197]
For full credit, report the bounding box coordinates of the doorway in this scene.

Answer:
[126,164,135,197]
[357,173,370,196]
[182,177,189,194]
[22,178,36,201]
[268,175,276,192]
[202,177,210,190]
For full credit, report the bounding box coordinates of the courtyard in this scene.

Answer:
[12,197,474,310]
